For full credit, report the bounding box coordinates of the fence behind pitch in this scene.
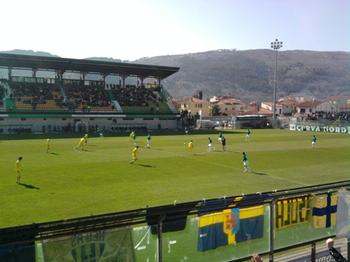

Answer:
[1,180,349,262]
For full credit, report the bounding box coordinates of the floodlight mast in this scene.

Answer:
[270,39,283,122]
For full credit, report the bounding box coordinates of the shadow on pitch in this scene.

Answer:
[18,183,40,190]
[193,153,206,156]
[80,149,94,152]
[50,152,60,155]
[136,163,155,168]
[251,171,268,176]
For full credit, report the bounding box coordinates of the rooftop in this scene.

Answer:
[297,100,321,107]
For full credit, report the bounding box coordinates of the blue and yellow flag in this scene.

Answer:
[236,206,264,242]
[312,192,337,228]
[198,205,264,251]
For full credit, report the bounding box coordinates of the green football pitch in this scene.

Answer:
[0,129,349,228]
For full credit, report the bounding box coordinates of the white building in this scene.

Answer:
[260,101,294,116]
[316,96,350,112]
[215,97,246,116]
[296,101,321,115]
[174,97,211,117]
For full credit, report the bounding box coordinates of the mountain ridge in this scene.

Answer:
[134,49,350,101]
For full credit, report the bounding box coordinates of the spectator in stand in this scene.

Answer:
[306,111,350,122]
[11,81,64,110]
[63,81,112,111]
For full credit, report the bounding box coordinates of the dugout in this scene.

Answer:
[234,115,270,128]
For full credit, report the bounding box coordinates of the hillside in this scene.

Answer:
[135,49,350,101]
[0,49,59,57]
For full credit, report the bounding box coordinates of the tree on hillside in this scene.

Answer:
[211,105,221,116]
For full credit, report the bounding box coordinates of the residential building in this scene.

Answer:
[316,96,350,112]
[296,100,321,115]
[214,96,246,116]
[174,97,211,117]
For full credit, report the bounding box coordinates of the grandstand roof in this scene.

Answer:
[0,53,179,79]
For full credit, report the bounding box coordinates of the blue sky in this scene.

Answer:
[1,0,349,60]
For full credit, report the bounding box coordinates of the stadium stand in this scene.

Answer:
[0,85,4,107]
[2,72,173,114]
[8,79,173,114]
[0,53,180,133]
[9,77,65,111]
[63,80,114,112]
[109,84,173,114]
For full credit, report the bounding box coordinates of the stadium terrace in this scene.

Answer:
[0,53,180,134]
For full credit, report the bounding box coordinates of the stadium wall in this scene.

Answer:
[0,114,179,134]
[289,122,350,134]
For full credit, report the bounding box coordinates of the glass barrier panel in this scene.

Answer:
[162,204,270,262]
[132,224,158,262]
[35,226,136,261]
[274,193,337,249]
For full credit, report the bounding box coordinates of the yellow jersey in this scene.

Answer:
[16,160,22,172]
[79,138,85,145]
[188,142,193,149]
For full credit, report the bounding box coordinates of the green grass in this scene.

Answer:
[0,129,349,228]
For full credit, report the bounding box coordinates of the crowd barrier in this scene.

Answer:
[1,180,350,262]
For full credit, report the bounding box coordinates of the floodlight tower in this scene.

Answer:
[270,39,283,121]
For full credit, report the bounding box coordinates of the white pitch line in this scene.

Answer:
[154,148,239,170]
[264,173,309,186]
